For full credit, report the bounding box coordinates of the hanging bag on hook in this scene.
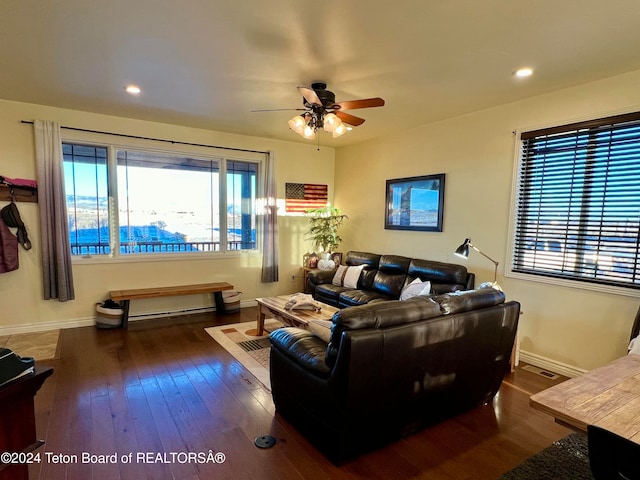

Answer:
[1,202,32,250]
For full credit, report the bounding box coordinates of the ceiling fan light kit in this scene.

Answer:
[322,113,341,133]
[288,115,306,134]
[258,82,385,141]
[332,123,347,138]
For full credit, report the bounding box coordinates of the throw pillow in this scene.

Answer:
[307,319,333,343]
[400,278,432,301]
[332,264,365,288]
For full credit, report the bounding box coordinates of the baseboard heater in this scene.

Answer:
[129,306,215,321]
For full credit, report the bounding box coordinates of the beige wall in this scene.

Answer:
[335,69,640,373]
[0,99,334,332]
[4,69,640,373]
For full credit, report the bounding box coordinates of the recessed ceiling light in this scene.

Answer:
[514,68,533,78]
[125,85,141,95]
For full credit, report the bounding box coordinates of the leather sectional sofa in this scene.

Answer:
[306,251,475,308]
[269,287,519,462]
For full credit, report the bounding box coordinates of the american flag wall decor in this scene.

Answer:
[285,183,328,213]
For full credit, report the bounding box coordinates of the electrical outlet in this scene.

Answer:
[291,275,297,282]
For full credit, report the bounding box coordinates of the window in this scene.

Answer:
[512,112,640,290]
[63,143,258,257]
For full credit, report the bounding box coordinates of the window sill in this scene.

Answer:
[71,250,260,265]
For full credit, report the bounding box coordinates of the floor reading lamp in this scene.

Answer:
[454,237,501,290]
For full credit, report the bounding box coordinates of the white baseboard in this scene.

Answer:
[2,300,258,335]
[518,349,587,378]
[1,318,95,335]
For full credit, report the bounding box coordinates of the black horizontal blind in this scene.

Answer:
[513,112,640,289]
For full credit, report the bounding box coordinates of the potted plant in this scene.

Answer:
[305,205,348,269]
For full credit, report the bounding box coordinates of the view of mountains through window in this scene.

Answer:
[63,143,257,255]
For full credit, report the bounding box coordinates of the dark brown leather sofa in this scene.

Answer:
[269,288,519,462]
[306,251,475,308]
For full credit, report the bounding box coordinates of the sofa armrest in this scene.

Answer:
[269,327,331,376]
[306,269,337,293]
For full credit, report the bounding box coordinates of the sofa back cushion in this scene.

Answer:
[371,255,411,298]
[326,297,441,366]
[345,251,382,290]
[345,251,381,269]
[407,259,469,293]
[432,287,505,315]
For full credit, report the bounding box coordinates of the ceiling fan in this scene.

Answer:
[253,82,385,139]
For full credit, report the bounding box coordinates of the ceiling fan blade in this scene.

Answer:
[335,110,365,126]
[297,85,322,106]
[251,108,307,112]
[334,97,385,111]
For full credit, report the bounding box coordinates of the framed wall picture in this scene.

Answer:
[385,173,445,232]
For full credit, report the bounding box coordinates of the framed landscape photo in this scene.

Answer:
[385,173,445,232]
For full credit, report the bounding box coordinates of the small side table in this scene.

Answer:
[510,311,523,373]
[302,267,317,293]
[0,366,53,480]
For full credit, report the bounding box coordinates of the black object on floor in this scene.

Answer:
[254,434,277,449]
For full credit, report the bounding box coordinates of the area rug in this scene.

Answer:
[205,319,283,391]
[0,330,60,361]
[499,433,594,479]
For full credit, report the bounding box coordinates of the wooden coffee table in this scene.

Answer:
[250,295,338,336]
[530,354,640,444]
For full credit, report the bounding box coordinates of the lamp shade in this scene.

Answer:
[288,115,306,134]
[453,237,500,287]
[323,113,342,133]
[302,124,316,139]
[332,122,347,138]
[454,238,471,259]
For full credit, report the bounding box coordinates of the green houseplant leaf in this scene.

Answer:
[305,206,348,253]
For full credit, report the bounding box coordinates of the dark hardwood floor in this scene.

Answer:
[30,307,571,480]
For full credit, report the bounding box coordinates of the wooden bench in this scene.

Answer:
[109,282,234,328]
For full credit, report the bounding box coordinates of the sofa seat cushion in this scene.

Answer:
[270,327,331,376]
[315,283,352,303]
[339,289,392,307]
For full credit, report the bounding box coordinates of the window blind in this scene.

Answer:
[513,112,640,290]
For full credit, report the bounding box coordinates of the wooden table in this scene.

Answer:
[252,295,338,336]
[530,354,640,444]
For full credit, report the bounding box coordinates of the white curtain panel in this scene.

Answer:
[34,120,75,301]
[261,150,279,282]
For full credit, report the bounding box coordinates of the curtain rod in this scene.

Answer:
[20,120,269,155]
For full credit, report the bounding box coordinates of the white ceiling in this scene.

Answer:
[2,0,640,147]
